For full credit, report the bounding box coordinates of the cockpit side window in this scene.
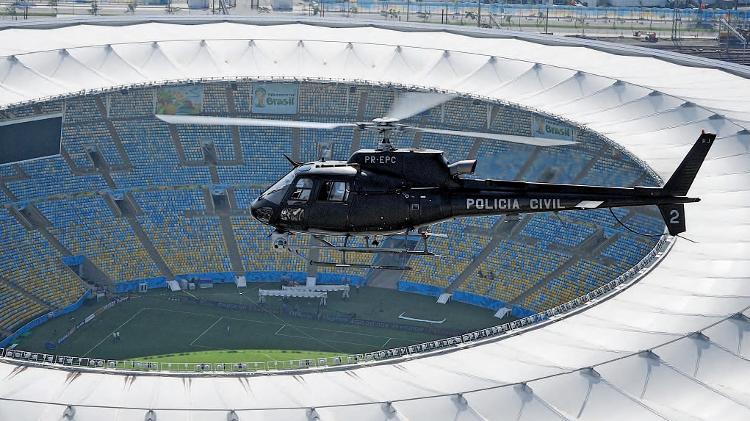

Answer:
[318,181,349,202]
[289,178,314,202]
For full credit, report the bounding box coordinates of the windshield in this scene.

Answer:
[261,170,297,205]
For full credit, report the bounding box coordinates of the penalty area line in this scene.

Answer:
[381,337,393,349]
[190,316,223,347]
[273,324,287,336]
[82,307,148,357]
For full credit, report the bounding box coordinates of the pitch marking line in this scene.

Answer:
[274,324,390,341]
[381,337,393,349]
[142,307,269,326]
[140,306,421,344]
[190,316,224,347]
[82,308,148,357]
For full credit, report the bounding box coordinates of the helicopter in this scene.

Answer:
[157,92,714,270]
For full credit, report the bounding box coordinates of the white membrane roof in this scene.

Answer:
[0,17,749,421]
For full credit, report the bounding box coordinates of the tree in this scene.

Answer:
[127,0,137,14]
[48,0,59,15]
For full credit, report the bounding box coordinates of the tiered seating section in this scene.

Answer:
[521,258,624,311]
[62,121,122,168]
[107,89,153,119]
[37,197,161,282]
[0,283,47,332]
[0,209,84,317]
[6,157,107,201]
[176,125,235,162]
[521,214,597,248]
[111,119,211,188]
[402,228,489,288]
[232,216,306,272]
[134,189,232,275]
[202,84,230,115]
[464,241,572,303]
[0,81,665,334]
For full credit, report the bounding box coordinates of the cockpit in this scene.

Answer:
[250,163,356,228]
[258,166,306,205]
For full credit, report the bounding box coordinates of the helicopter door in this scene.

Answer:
[308,180,350,231]
[282,178,314,228]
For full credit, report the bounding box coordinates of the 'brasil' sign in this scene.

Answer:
[251,83,299,114]
[532,116,574,141]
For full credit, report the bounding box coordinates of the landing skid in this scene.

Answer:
[284,229,442,271]
[300,245,439,256]
[310,261,413,271]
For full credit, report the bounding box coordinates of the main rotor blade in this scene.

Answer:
[412,127,577,147]
[155,114,357,130]
[384,91,456,121]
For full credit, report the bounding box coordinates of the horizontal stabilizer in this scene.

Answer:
[576,200,604,209]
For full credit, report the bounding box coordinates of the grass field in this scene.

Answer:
[15,284,501,363]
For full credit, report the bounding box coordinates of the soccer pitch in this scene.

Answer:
[16,284,502,363]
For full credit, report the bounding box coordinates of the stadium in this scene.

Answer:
[0,16,748,421]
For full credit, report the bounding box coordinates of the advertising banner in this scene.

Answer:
[156,85,204,115]
[532,116,574,141]
[251,83,299,114]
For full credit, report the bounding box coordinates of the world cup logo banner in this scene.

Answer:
[251,83,299,114]
[532,116,574,141]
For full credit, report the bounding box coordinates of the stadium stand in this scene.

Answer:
[232,187,261,210]
[133,189,232,275]
[111,119,212,188]
[403,230,489,289]
[202,83,230,115]
[579,154,645,187]
[107,89,154,118]
[0,209,85,309]
[62,121,122,167]
[464,241,572,303]
[521,258,624,311]
[298,83,358,117]
[0,282,47,332]
[217,127,292,185]
[520,214,597,248]
[63,96,101,124]
[36,197,161,282]
[441,98,487,131]
[300,126,354,162]
[232,216,306,272]
[602,235,661,267]
[472,140,535,180]
[524,147,592,183]
[234,82,253,114]
[6,157,108,201]
[0,81,666,337]
[177,125,235,162]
